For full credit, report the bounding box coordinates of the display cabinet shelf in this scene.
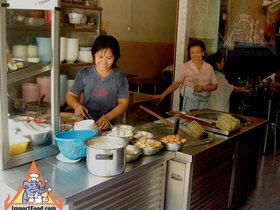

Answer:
[61,2,102,11]
[62,25,97,32]
[60,62,91,69]
[7,64,51,84]
[7,24,50,31]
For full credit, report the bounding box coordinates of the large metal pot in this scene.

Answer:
[84,136,127,176]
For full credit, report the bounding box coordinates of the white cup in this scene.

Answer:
[27,45,38,58]
[66,38,79,63]
[12,45,27,61]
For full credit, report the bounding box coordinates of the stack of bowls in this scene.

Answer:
[78,47,93,63]
[66,38,79,63]
[60,37,67,63]
[12,45,27,61]
[27,44,40,63]
[22,83,40,103]
[36,37,51,64]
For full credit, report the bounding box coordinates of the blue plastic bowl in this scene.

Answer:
[55,130,97,160]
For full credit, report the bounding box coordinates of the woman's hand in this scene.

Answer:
[96,115,110,130]
[153,94,164,103]
[74,104,88,117]
[193,84,204,92]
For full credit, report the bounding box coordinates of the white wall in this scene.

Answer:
[99,0,177,43]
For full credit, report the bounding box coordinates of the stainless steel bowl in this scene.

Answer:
[30,131,51,147]
[126,145,142,162]
[164,143,184,151]
[142,146,161,156]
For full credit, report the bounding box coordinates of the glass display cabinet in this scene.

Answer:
[0,0,60,169]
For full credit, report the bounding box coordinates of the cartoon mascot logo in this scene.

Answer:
[4,161,63,210]
[22,173,51,203]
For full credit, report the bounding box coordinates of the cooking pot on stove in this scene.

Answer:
[84,136,127,176]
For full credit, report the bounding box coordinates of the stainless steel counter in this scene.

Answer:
[0,113,266,209]
[0,149,174,206]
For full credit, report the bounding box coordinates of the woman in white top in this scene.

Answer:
[208,53,246,112]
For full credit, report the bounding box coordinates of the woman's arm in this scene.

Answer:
[96,98,129,130]
[66,91,88,117]
[154,81,181,103]
[233,86,247,92]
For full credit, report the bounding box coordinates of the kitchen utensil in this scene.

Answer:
[138,105,185,133]
[56,153,81,163]
[74,119,101,135]
[138,105,174,127]
[84,136,127,176]
[163,142,184,151]
[173,117,180,135]
[30,130,52,148]
[55,130,97,160]
[126,145,142,162]
[140,143,163,156]
[9,135,30,156]
[74,119,95,129]
[106,125,135,142]
[134,131,154,139]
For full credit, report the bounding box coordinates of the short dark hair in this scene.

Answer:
[91,35,120,67]
[207,52,224,70]
[187,39,206,53]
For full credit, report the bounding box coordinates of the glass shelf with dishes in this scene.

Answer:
[1,2,60,169]
[59,2,101,67]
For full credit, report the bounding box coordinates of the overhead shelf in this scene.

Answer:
[61,2,102,11]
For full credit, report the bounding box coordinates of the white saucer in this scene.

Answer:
[56,153,81,163]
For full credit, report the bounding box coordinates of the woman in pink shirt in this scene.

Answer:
[155,39,217,112]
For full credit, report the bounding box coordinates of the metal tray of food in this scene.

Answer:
[167,111,250,136]
[192,111,249,136]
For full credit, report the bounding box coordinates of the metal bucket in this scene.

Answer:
[84,136,127,177]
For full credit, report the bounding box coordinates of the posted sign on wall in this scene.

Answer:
[7,0,58,10]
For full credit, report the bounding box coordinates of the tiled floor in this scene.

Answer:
[125,104,280,210]
[237,151,280,210]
